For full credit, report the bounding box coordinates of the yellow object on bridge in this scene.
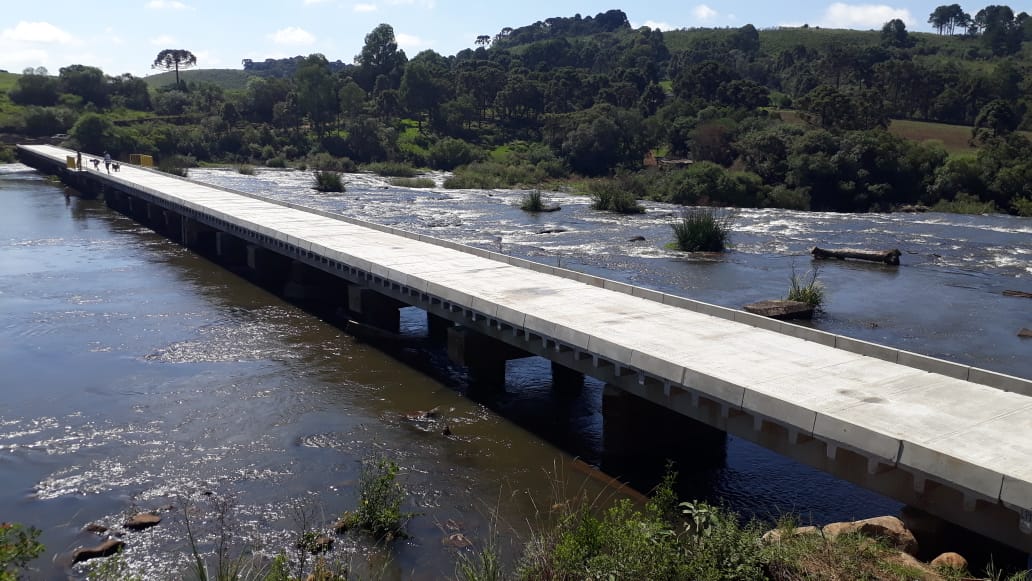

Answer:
[129,154,154,167]
[66,156,76,169]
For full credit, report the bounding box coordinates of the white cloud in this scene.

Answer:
[149,34,177,46]
[693,4,718,21]
[146,0,190,9]
[269,26,316,45]
[1,21,74,44]
[820,3,913,28]
[395,32,426,50]
[638,20,675,31]
[354,3,377,12]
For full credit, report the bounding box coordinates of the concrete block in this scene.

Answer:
[967,368,1032,397]
[470,296,500,319]
[661,293,701,312]
[630,286,664,303]
[681,368,746,410]
[1000,476,1032,511]
[602,279,635,295]
[693,301,737,320]
[743,390,819,435]
[732,310,783,332]
[897,351,969,380]
[550,323,592,350]
[834,336,899,363]
[424,280,474,308]
[522,313,557,339]
[812,413,901,464]
[586,335,634,364]
[493,304,527,329]
[899,442,1005,501]
[780,322,836,346]
[628,350,687,385]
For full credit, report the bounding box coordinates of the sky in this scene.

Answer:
[2,0,955,78]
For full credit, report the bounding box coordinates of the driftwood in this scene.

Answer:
[1019,328,1032,338]
[811,246,901,265]
[1003,290,1032,299]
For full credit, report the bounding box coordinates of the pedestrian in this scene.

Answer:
[103,151,112,174]
[76,151,82,171]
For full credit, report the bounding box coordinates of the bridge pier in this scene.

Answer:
[551,362,584,395]
[348,286,405,333]
[246,245,292,286]
[181,217,216,253]
[215,232,249,267]
[447,325,531,387]
[427,313,453,342]
[602,384,726,468]
[283,260,338,303]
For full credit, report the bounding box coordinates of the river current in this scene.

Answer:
[1,163,1029,578]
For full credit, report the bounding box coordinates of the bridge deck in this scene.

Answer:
[19,145,1032,546]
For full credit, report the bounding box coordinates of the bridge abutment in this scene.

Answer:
[215,232,249,267]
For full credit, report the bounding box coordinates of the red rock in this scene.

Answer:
[931,552,968,571]
[124,512,161,531]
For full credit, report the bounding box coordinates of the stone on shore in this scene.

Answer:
[821,516,918,556]
[72,539,125,563]
[743,299,814,320]
[124,512,161,531]
[761,525,818,544]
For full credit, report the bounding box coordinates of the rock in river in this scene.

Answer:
[72,539,125,563]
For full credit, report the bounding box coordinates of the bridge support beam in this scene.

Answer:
[181,217,216,253]
[348,287,405,333]
[447,325,531,387]
[246,245,292,286]
[551,362,584,395]
[427,313,452,342]
[602,384,726,468]
[215,232,249,267]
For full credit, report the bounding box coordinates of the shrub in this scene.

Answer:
[670,207,737,252]
[1,522,45,579]
[339,458,412,540]
[236,164,255,175]
[313,170,345,193]
[265,157,287,168]
[930,192,998,214]
[519,190,545,212]
[308,152,355,173]
[787,264,825,309]
[390,177,435,188]
[588,181,645,214]
[445,160,547,189]
[429,137,481,170]
[1013,196,1032,217]
[364,161,418,177]
[157,154,194,177]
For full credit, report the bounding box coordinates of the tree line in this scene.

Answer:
[2,7,1031,215]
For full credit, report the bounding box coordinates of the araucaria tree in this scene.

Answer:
[152,49,198,87]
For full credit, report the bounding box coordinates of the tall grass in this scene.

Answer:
[787,264,825,309]
[236,165,255,175]
[931,192,999,215]
[519,190,545,212]
[313,170,345,192]
[588,181,644,214]
[157,155,194,177]
[670,208,737,251]
[364,161,418,177]
[390,177,435,188]
[338,457,412,541]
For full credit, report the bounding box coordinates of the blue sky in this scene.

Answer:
[3,0,953,77]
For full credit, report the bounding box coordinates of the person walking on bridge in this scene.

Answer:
[76,151,82,171]
[103,151,112,174]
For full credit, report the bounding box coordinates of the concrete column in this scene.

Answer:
[180,217,215,253]
[602,384,726,468]
[426,313,452,342]
[347,286,404,333]
[246,245,292,286]
[215,232,248,267]
[163,211,183,242]
[446,325,530,387]
[551,361,584,395]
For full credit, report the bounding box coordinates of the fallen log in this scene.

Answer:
[811,246,901,265]
[1003,290,1032,299]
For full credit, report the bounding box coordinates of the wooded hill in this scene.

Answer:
[3,6,1032,215]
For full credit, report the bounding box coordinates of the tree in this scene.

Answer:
[881,19,912,47]
[294,54,337,138]
[973,99,1018,141]
[59,65,109,107]
[355,24,406,91]
[9,74,60,106]
[70,113,116,153]
[152,49,198,87]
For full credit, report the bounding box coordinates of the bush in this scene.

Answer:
[237,164,255,175]
[157,154,194,177]
[364,161,418,177]
[787,265,825,309]
[670,207,737,252]
[519,190,545,212]
[313,170,345,192]
[390,177,435,188]
[930,192,999,214]
[1,522,45,579]
[265,157,287,168]
[1013,196,1032,217]
[588,181,645,214]
[338,458,412,541]
[429,137,482,170]
[308,152,355,173]
[445,160,548,189]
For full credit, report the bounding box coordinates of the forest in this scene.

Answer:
[2,5,1032,215]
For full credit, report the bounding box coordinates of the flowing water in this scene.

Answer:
[1,163,1030,578]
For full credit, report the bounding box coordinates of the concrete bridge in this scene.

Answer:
[17,144,1032,553]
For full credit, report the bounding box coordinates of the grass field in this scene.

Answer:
[774,110,982,155]
[144,68,254,90]
[0,71,19,93]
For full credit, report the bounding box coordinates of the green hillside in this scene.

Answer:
[144,68,254,90]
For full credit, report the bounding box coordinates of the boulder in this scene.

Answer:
[930,552,968,571]
[885,551,943,581]
[84,523,109,534]
[822,516,918,556]
[333,513,353,534]
[124,512,161,531]
[442,532,473,548]
[743,300,814,320]
[1019,328,1032,338]
[627,236,647,242]
[72,539,125,563]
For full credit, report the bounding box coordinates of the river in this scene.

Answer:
[1,163,1030,578]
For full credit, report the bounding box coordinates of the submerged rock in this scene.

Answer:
[536,227,568,234]
[84,523,109,534]
[124,512,161,531]
[627,236,646,242]
[442,532,473,548]
[72,539,125,563]
[743,300,814,320]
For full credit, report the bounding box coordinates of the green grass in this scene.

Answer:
[236,164,255,175]
[588,181,644,214]
[337,457,412,541]
[144,69,254,90]
[364,161,419,177]
[519,190,545,211]
[390,176,435,188]
[931,192,1000,214]
[0,71,19,93]
[787,265,825,309]
[313,170,345,192]
[670,207,736,252]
